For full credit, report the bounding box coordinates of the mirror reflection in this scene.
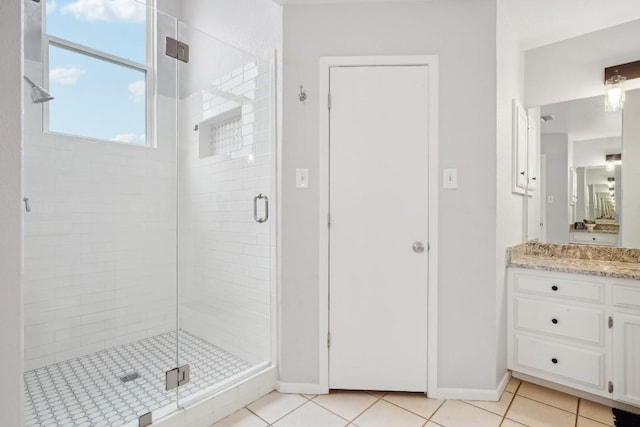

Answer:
[537,94,623,246]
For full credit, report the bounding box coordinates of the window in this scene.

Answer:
[44,0,151,146]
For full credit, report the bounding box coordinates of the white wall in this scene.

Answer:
[282,0,502,391]
[495,0,526,386]
[541,134,570,243]
[0,0,24,424]
[622,89,640,247]
[573,137,622,167]
[22,123,178,371]
[525,19,640,108]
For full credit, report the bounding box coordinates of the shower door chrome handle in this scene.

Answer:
[253,194,269,223]
[23,197,31,213]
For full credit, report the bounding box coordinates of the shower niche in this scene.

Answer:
[198,106,243,159]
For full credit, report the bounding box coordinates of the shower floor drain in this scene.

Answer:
[120,372,141,383]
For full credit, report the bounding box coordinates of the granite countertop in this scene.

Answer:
[507,242,640,280]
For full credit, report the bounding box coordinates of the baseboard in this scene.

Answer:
[276,381,328,395]
[429,372,511,402]
[154,366,277,426]
[513,372,640,414]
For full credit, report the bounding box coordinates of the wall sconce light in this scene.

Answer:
[604,60,640,112]
[604,72,626,112]
[605,153,621,172]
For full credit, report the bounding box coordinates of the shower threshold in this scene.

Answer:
[23,331,250,427]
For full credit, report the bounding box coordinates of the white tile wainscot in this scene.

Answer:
[507,267,640,408]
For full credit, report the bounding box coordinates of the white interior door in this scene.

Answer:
[329,65,429,392]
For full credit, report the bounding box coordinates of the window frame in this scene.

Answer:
[42,2,156,148]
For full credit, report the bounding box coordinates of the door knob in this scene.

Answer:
[412,242,425,253]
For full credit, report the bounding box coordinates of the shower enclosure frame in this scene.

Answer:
[20,0,280,424]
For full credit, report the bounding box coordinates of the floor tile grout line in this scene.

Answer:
[515,393,580,417]
[456,399,511,421]
[248,393,309,425]
[306,399,352,423]
[245,405,272,425]
[380,394,433,422]
[496,380,522,425]
[463,392,516,418]
[343,392,385,423]
[425,397,447,423]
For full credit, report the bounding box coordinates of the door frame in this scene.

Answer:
[318,55,439,394]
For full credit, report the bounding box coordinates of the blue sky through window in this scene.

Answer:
[46,0,148,144]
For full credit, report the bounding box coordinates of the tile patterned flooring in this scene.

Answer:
[24,331,250,426]
[212,378,616,427]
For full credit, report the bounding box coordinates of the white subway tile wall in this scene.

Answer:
[23,96,178,371]
[178,60,273,365]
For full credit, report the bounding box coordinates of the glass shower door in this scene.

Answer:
[175,22,275,405]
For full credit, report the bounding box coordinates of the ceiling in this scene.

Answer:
[540,95,622,142]
[273,0,640,50]
[504,0,640,50]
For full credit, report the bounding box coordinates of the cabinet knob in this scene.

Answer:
[551,358,558,364]
[520,171,525,175]
[551,285,558,291]
[551,318,558,324]
[592,237,596,241]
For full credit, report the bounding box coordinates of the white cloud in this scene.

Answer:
[47,0,57,14]
[128,80,146,103]
[112,133,146,144]
[49,66,85,86]
[61,0,146,23]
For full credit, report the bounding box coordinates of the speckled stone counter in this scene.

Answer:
[507,242,640,280]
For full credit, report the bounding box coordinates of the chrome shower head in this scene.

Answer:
[23,76,54,104]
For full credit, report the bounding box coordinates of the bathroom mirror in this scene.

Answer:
[527,91,638,247]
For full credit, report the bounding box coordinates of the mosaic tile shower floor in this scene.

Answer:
[24,331,250,426]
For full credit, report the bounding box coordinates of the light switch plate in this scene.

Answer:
[296,168,309,189]
[443,168,457,189]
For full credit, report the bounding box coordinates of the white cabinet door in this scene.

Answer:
[527,109,538,192]
[613,313,640,406]
[513,100,528,192]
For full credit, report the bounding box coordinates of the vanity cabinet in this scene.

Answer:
[508,268,640,406]
[569,231,618,246]
[612,285,640,406]
[512,100,538,195]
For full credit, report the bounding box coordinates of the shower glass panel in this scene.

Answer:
[176,22,275,406]
[23,0,180,425]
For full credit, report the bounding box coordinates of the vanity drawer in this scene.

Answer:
[515,298,604,345]
[569,232,618,246]
[613,285,640,309]
[514,273,604,303]
[514,334,604,388]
